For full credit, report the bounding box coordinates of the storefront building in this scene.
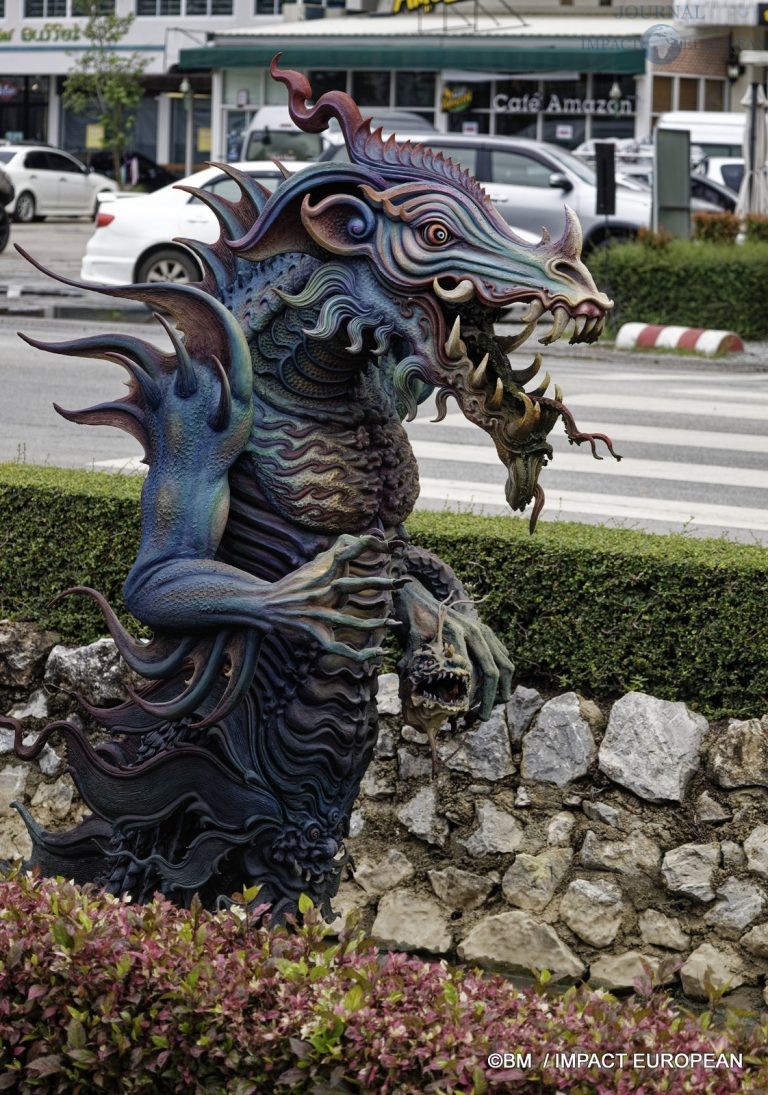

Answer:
[0,0,282,166]
[0,0,759,167]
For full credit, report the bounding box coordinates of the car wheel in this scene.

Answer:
[136,247,200,285]
[14,191,36,223]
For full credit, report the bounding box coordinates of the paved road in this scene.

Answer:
[1,313,766,544]
[1,218,766,544]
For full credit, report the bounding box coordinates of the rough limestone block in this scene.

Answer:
[744,824,768,879]
[708,718,768,789]
[396,786,448,848]
[579,829,661,878]
[505,685,544,746]
[559,878,625,948]
[353,849,414,898]
[501,848,572,913]
[703,879,765,938]
[45,638,137,706]
[680,944,746,1000]
[0,620,59,687]
[428,866,495,911]
[598,692,706,803]
[460,800,524,856]
[520,693,597,787]
[589,951,665,992]
[458,910,586,981]
[638,909,690,952]
[437,707,514,781]
[371,889,452,954]
[661,843,720,903]
[375,673,402,717]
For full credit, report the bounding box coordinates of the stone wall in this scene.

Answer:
[2,621,768,1008]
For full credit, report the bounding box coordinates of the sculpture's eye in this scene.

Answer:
[307,826,321,842]
[421,222,453,247]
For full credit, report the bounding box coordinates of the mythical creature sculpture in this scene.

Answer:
[4,59,618,919]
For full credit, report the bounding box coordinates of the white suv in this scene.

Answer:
[321,132,651,251]
[0,144,117,222]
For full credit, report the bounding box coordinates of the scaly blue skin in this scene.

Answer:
[4,60,617,918]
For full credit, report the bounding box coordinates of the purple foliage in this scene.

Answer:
[1,871,767,1093]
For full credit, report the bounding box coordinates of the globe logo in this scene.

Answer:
[642,24,682,66]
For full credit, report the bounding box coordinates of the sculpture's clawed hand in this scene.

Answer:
[264,533,409,661]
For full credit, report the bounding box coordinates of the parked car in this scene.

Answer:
[0,145,117,222]
[320,131,652,250]
[75,150,180,193]
[80,161,313,285]
[241,105,435,162]
[690,173,737,212]
[693,157,744,195]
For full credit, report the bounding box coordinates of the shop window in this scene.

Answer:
[72,0,114,11]
[185,0,231,10]
[186,0,232,11]
[254,0,280,10]
[395,71,435,109]
[704,79,725,111]
[652,76,673,114]
[678,78,698,111]
[24,0,65,15]
[136,0,181,11]
[306,70,347,100]
[495,113,538,140]
[352,72,390,108]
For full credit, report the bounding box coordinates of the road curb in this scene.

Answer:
[616,323,744,357]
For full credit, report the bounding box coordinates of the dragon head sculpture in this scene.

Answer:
[224,57,618,529]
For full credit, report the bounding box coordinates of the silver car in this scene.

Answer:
[321,132,651,251]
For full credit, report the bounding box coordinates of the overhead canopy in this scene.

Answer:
[178,41,646,74]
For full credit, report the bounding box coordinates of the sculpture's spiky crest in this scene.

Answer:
[270,55,494,210]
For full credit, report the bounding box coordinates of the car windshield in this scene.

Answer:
[0,151,14,163]
[244,131,323,161]
[544,145,597,184]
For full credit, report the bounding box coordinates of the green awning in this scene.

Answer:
[178,41,645,75]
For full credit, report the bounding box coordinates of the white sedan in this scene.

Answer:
[0,145,117,222]
[81,162,310,286]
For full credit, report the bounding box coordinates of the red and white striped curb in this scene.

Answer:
[616,323,744,357]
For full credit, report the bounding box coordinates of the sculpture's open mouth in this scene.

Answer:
[399,642,472,733]
[409,667,470,712]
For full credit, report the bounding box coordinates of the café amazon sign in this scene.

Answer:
[493,91,634,116]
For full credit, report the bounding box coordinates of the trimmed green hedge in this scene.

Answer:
[0,464,143,644]
[594,241,768,339]
[1,464,766,717]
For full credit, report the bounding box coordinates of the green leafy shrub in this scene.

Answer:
[1,465,766,717]
[636,226,674,249]
[1,870,767,1093]
[692,212,740,244]
[596,240,768,338]
[744,214,768,244]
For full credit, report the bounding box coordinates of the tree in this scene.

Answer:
[63,0,148,186]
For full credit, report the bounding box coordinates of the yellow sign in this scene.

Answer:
[197,127,211,153]
[393,0,462,14]
[442,86,473,113]
[85,124,104,150]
